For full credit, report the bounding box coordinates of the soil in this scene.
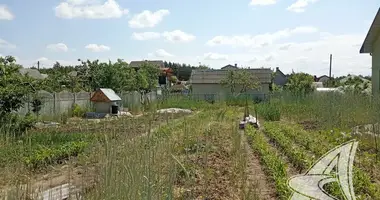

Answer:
[298,120,319,131]
[241,132,277,200]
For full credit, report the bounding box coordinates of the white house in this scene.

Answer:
[360,8,380,96]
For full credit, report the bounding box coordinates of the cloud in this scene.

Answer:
[131,32,161,40]
[85,44,110,52]
[206,26,318,48]
[204,53,229,60]
[162,30,196,43]
[46,43,69,52]
[0,5,14,20]
[128,9,169,28]
[0,39,16,49]
[154,49,174,57]
[131,30,196,43]
[55,0,128,19]
[287,0,319,13]
[279,43,292,50]
[249,0,277,6]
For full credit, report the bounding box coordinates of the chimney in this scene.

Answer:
[276,67,279,71]
[234,63,237,68]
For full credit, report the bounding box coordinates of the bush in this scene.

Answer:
[0,113,36,136]
[256,102,281,121]
[72,103,86,117]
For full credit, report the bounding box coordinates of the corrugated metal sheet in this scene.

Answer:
[190,68,272,84]
[129,60,164,68]
[100,88,122,101]
[360,8,380,53]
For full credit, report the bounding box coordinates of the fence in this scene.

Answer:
[18,90,157,117]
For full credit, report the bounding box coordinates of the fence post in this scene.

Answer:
[53,93,56,115]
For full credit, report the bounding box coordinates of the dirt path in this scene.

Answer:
[240,131,277,200]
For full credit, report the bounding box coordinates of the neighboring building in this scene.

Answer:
[90,88,122,114]
[312,82,324,88]
[129,60,165,68]
[190,68,272,101]
[360,8,380,95]
[19,68,48,80]
[317,75,330,83]
[129,60,171,88]
[221,64,238,70]
[273,67,288,86]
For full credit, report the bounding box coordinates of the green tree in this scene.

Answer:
[0,56,37,134]
[220,69,260,97]
[286,72,315,96]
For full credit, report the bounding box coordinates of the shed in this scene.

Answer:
[360,8,380,95]
[90,88,122,114]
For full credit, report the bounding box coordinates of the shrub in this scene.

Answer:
[72,103,86,117]
[256,102,281,121]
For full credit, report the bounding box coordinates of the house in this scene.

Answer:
[317,75,330,83]
[221,64,238,70]
[19,68,48,80]
[360,8,380,95]
[90,88,122,114]
[190,68,272,101]
[273,67,288,86]
[129,60,165,68]
[129,60,171,88]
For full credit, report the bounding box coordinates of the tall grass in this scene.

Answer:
[264,92,380,129]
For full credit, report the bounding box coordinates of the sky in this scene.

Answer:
[0,0,379,77]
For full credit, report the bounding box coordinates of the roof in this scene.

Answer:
[318,75,330,79]
[275,67,286,77]
[190,68,272,84]
[360,8,380,53]
[90,88,121,102]
[19,68,48,80]
[221,64,238,69]
[129,60,164,68]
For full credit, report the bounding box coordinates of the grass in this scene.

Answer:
[1,92,380,199]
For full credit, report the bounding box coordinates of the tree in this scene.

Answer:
[0,56,35,115]
[0,56,37,134]
[134,63,160,107]
[220,69,260,97]
[286,72,315,96]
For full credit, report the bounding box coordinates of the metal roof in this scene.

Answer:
[98,88,121,101]
[360,8,380,53]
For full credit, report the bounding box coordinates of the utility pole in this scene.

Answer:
[37,61,40,71]
[329,54,332,78]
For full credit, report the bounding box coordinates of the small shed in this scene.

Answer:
[90,88,122,114]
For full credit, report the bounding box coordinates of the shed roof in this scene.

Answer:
[360,8,380,53]
[129,60,164,68]
[190,68,272,84]
[90,88,121,102]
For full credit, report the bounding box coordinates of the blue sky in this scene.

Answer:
[0,0,379,76]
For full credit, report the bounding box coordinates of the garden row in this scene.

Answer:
[246,120,380,200]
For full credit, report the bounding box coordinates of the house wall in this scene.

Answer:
[373,36,380,96]
[318,76,330,83]
[191,83,270,101]
[94,102,117,113]
[274,71,287,86]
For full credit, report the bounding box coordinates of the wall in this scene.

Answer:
[373,36,380,96]
[19,90,157,117]
[191,83,270,101]
[274,71,287,86]
[94,102,113,113]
